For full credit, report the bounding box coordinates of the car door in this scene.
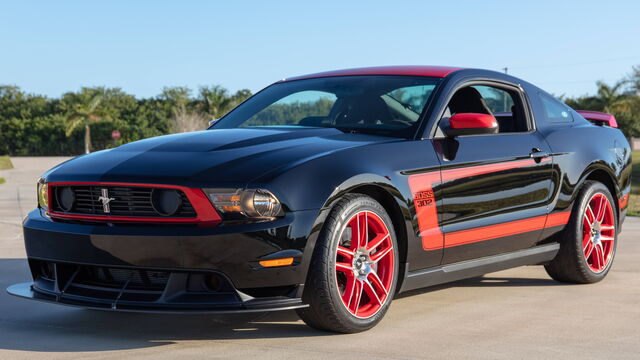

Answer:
[434,82,554,264]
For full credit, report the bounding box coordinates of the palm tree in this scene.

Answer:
[65,94,109,154]
[198,86,252,119]
[596,80,634,114]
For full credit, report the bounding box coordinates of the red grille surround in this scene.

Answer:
[46,182,221,225]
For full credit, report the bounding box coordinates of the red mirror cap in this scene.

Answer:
[449,113,498,129]
[576,110,618,128]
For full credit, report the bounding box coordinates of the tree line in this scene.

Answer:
[563,65,640,138]
[1,65,639,156]
[0,85,251,155]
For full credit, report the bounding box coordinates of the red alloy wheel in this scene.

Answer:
[335,211,394,318]
[582,193,616,273]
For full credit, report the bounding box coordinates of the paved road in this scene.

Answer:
[1,157,639,360]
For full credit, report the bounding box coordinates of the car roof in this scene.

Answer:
[282,65,464,82]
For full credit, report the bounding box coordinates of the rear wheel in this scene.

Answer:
[297,194,398,333]
[545,181,618,283]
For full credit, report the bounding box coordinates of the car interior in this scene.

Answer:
[441,85,529,133]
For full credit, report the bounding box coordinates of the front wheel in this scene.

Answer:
[297,194,398,333]
[545,180,618,283]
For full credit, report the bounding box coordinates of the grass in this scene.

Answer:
[0,155,13,170]
[629,151,640,216]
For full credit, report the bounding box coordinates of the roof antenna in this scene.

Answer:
[502,67,508,74]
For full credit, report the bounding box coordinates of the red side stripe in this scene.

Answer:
[408,158,561,251]
[445,215,548,248]
[545,211,572,228]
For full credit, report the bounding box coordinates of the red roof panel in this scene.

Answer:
[284,66,463,82]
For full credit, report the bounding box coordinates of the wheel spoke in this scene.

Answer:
[370,245,393,263]
[337,246,354,260]
[350,280,363,315]
[585,205,596,224]
[363,280,383,306]
[368,270,389,297]
[584,242,594,260]
[336,262,353,273]
[367,233,390,252]
[342,276,356,305]
[596,196,607,223]
[350,212,368,250]
[595,244,606,270]
[599,236,614,242]
[360,212,368,249]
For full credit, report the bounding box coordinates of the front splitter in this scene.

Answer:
[7,282,308,314]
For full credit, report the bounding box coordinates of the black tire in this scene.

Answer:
[544,181,618,284]
[296,194,399,333]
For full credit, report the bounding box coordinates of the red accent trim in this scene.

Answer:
[576,110,618,128]
[408,159,561,251]
[545,211,572,228]
[445,215,547,248]
[46,182,221,225]
[449,113,498,129]
[284,66,463,82]
[619,193,629,209]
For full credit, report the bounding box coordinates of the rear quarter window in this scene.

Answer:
[538,92,573,123]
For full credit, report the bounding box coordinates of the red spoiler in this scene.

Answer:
[576,110,618,128]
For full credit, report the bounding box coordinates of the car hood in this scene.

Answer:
[45,127,399,186]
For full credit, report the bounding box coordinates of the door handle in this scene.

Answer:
[529,148,549,160]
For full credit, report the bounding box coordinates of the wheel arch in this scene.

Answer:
[578,164,620,221]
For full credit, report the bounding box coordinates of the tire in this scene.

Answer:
[296,194,399,333]
[544,180,618,284]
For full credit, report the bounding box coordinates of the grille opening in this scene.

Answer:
[38,261,55,280]
[74,266,171,291]
[50,185,197,218]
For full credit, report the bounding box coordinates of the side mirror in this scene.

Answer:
[443,113,498,137]
[208,118,218,127]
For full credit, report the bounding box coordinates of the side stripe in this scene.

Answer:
[408,158,565,251]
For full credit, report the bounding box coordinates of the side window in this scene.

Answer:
[241,90,337,127]
[538,93,573,123]
[471,85,514,113]
[444,84,529,133]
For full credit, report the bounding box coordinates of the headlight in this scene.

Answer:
[204,188,283,219]
[37,179,48,209]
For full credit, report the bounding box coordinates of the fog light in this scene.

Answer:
[56,187,75,212]
[151,189,181,216]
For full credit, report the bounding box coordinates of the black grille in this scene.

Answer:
[75,266,171,291]
[51,185,196,218]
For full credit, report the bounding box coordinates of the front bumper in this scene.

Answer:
[8,208,322,313]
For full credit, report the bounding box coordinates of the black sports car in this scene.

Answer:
[8,66,631,333]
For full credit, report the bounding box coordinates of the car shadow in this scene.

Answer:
[396,273,567,299]
[0,258,565,353]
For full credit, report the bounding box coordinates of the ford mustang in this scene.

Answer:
[7,66,631,333]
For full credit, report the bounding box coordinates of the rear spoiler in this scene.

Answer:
[576,110,618,128]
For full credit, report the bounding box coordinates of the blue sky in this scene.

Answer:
[1,0,639,98]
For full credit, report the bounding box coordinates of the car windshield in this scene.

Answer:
[212,75,441,138]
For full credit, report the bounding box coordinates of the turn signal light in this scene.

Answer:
[258,257,294,267]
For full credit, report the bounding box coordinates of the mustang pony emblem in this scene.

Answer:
[97,189,115,213]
